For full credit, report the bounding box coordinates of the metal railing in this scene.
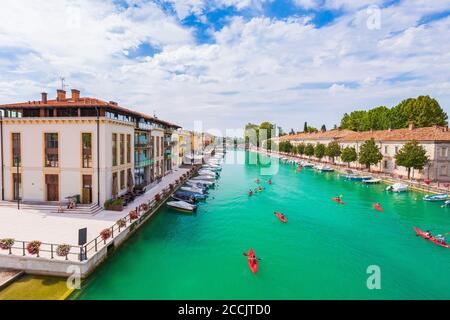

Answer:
[0,166,200,263]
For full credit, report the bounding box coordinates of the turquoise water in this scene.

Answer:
[76,151,450,300]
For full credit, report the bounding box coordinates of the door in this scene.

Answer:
[45,174,59,201]
[82,175,92,204]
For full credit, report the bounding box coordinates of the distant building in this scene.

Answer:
[0,89,180,206]
[274,124,450,181]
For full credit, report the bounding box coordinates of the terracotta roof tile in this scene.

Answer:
[341,126,450,142]
[280,129,354,141]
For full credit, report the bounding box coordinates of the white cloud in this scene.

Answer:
[0,0,449,133]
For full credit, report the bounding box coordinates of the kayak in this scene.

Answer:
[414,227,450,248]
[274,212,287,223]
[247,248,258,273]
[332,197,344,204]
[373,203,384,212]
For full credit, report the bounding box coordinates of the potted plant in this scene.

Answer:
[140,203,149,212]
[116,218,126,230]
[27,240,42,256]
[0,238,14,252]
[129,210,139,221]
[100,228,112,242]
[104,198,124,211]
[56,244,71,259]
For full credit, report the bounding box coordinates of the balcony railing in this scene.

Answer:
[135,159,154,168]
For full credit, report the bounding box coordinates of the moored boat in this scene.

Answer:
[362,178,381,184]
[423,193,449,202]
[386,183,408,192]
[166,200,197,212]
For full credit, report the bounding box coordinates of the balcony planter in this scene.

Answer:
[155,194,161,202]
[56,244,71,259]
[116,218,126,231]
[27,241,42,256]
[0,238,15,252]
[100,229,112,242]
[129,210,139,221]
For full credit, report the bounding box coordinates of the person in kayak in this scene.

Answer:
[424,230,432,238]
[267,179,272,185]
[436,234,446,244]
[248,190,253,196]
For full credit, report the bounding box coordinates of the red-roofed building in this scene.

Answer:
[0,89,181,207]
[272,123,450,181]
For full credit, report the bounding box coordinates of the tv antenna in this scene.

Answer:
[60,77,67,90]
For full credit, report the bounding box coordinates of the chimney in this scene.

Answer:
[408,121,415,130]
[56,89,66,101]
[41,92,47,104]
[71,89,80,101]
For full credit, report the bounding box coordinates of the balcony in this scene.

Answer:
[135,158,154,168]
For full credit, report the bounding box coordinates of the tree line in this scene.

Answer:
[340,96,447,131]
[273,139,428,179]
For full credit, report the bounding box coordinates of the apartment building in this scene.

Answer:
[275,124,450,181]
[0,89,179,206]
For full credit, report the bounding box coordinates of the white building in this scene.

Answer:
[275,124,450,181]
[0,89,180,206]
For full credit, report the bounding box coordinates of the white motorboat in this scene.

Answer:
[362,178,382,184]
[187,179,215,187]
[386,183,408,192]
[192,175,216,181]
[301,162,314,167]
[181,186,206,194]
[198,169,218,176]
[166,200,196,212]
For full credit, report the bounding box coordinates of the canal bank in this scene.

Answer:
[71,150,450,300]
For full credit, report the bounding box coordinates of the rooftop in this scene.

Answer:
[0,89,180,129]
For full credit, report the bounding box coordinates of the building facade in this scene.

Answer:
[0,89,179,206]
[275,124,450,181]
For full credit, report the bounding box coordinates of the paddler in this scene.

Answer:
[248,190,253,196]
[436,234,446,244]
[267,179,272,185]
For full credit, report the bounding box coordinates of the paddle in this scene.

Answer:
[242,253,262,261]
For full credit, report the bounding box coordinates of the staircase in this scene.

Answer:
[0,201,103,215]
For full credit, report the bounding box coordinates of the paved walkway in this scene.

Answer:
[0,168,189,246]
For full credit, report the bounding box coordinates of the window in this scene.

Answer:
[120,170,125,189]
[45,133,58,167]
[80,108,97,117]
[127,134,131,163]
[112,172,118,197]
[13,173,22,200]
[112,134,117,166]
[23,109,40,117]
[440,147,448,158]
[384,160,388,169]
[82,133,92,168]
[150,136,155,158]
[127,168,133,188]
[440,165,447,176]
[120,134,125,165]
[384,146,388,154]
[12,133,21,167]
[45,109,54,117]
[395,146,399,154]
[156,137,160,157]
[56,108,78,117]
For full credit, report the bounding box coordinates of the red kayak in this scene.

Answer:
[372,203,384,212]
[274,211,287,223]
[414,227,450,248]
[332,197,344,204]
[247,248,259,273]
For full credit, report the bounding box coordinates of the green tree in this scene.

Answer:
[340,110,369,131]
[389,95,447,128]
[394,140,429,179]
[320,124,326,132]
[341,146,357,167]
[277,126,284,137]
[296,143,305,156]
[259,122,274,140]
[244,123,259,146]
[314,143,326,160]
[367,106,390,130]
[326,141,341,164]
[305,143,315,158]
[289,128,295,135]
[303,122,308,132]
[358,138,383,171]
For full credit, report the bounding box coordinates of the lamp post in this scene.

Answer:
[16,156,19,210]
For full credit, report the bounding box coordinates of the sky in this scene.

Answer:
[0,0,449,134]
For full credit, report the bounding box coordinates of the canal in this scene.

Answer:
[74,150,450,299]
